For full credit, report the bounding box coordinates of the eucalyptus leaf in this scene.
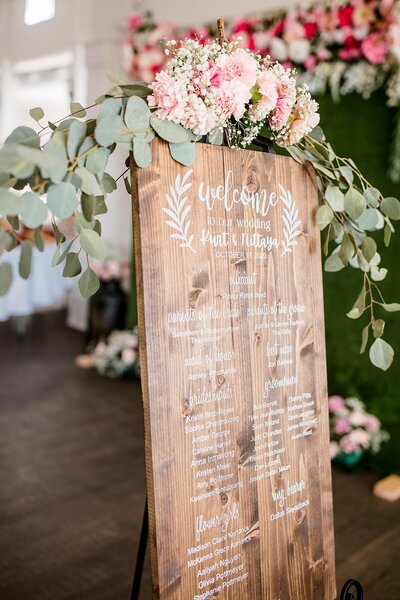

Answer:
[67,120,87,160]
[357,208,379,231]
[169,141,196,166]
[100,173,117,194]
[316,204,334,230]
[338,166,353,184]
[52,222,66,245]
[372,319,385,339]
[0,188,23,216]
[42,133,68,183]
[63,252,82,278]
[384,223,392,246]
[33,228,44,252]
[324,252,345,272]
[380,197,400,220]
[98,98,122,120]
[360,325,369,354]
[0,262,13,295]
[125,96,151,131]
[77,137,96,167]
[78,266,100,299]
[79,228,105,259]
[0,143,36,179]
[51,240,74,266]
[75,167,98,195]
[120,83,152,98]
[20,191,48,228]
[344,187,366,220]
[29,107,44,122]
[47,182,79,219]
[346,286,366,319]
[6,126,40,149]
[369,338,394,371]
[382,303,400,312]
[364,187,380,207]
[19,241,33,279]
[325,186,344,212]
[339,234,355,265]
[133,137,152,168]
[95,114,124,147]
[81,194,96,222]
[370,266,387,281]
[70,102,87,118]
[207,128,223,145]
[150,115,189,143]
[362,237,377,263]
[86,147,110,178]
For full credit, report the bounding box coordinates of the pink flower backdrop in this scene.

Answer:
[123,0,400,179]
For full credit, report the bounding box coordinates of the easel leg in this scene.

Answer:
[131,498,148,600]
[340,579,364,600]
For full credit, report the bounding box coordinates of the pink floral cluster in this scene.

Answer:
[147,39,319,147]
[90,257,130,283]
[328,395,388,459]
[124,2,400,102]
[94,330,140,378]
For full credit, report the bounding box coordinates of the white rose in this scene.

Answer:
[270,38,288,62]
[288,39,311,63]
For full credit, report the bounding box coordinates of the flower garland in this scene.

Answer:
[124,1,400,178]
[0,33,399,371]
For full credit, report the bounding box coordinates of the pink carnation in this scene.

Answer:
[361,32,388,65]
[277,92,319,146]
[328,395,345,413]
[268,66,296,131]
[216,80,250,121]
[249,70,279,120]
[334,417,351,435]
[216,48,258,88]
[182,94,216,135]
[148,70,185,123]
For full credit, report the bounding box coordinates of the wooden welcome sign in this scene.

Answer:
[131,138,336,599]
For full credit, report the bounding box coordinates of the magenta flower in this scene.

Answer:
[361,32,388,64]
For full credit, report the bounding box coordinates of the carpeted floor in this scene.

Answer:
[0,311,398,599]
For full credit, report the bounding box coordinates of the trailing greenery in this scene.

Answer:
[0,79,398,370]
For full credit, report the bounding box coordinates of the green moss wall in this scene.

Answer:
[318,92,400,474]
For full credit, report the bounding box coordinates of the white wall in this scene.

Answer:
[147,0,297,25]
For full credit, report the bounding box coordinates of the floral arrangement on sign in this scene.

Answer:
[124,1,400,179]
[329,395,389,466]
[93,329,140,378]
[0,23,399,369]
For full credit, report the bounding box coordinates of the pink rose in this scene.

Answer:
[361,32,388,65]
[148,70,185,123]
[334,417,351,435]
[304,55,317,71]
[329,395,345,413]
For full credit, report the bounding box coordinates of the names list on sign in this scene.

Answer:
[132,139,336,599]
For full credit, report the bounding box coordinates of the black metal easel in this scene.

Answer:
[131,503,364,600]
[131,499,148,600]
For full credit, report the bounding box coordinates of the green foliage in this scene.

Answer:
[0,84,397,374]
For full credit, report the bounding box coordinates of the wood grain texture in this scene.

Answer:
[131,139,336,600]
